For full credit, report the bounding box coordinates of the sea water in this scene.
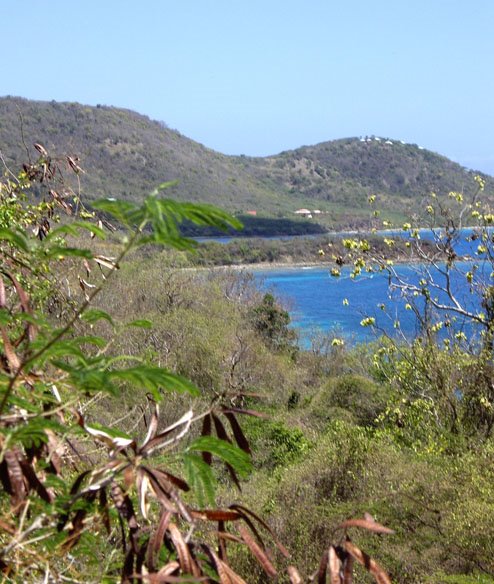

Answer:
[253,262,485,347]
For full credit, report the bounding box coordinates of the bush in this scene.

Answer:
[249,292,298,354]
[0,149,396,583]
[308,373,389,429]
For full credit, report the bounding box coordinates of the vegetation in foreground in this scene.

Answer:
[0,144,494,583]
[0,147,396,582]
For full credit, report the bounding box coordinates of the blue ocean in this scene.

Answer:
[253,261,486,347]
[199,227,492,346]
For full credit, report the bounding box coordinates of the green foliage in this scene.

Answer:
[2,148,398,584]
[0,150,282,582]
[186,435,252,479]
[249,292,298,353]
[311,374,389,428]
[187,231,431,268]
[182,453,217,507]
[4,138,494,582]
[265,421,311,468]
[236,418,494,582]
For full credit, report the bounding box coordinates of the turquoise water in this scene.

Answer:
[253,262,484,346]
[197,227,492,346]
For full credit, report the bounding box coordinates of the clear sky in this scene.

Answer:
[2,0,494,173]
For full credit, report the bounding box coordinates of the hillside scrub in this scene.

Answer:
[2,97,494,230]
[184,232,436,267]
[0,147,400,582]
[1,145,494,582]
[223,179,494,581]
[236,422,494,582]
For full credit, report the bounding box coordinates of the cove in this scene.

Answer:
[252,262,486,347]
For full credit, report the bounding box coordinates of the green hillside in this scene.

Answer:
[246,137,493,226]
[1,96,493,231]
[0,97,285,212]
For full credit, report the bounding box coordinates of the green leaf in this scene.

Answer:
[17,312,42,327]
[6,417,65,448]
[43,223,79,238]
[156,199,243,231]
[32,335,107,364]
[125,319,153,329]
[187,436,252,479]
[91,199,139,227]
[4,393,46,414]
[183,453,217,507]
[177,201,243,231]
[44,221,106,240]
[68,220,106,239]
[149,180,180,196]
[138,198,242,248]
[110,366,200,399]
[55,363,118,394]
[137,232,197,250]
[93,194,242,250]
[0,227,29,252]
[37,340,86,361]
[43,246,93,259]
[81,309,114,326]
[0,308,10,325]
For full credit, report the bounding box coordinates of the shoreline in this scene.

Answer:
[186,256,475,273]
[209,261,327,271]
[184,245,478,271]
[181,261,325,273]
[183,227,481,272]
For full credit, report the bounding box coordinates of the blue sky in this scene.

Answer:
[2,0,494,173]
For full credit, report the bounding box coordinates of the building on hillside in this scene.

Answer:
[294,208,312,218]
[245,210,257,216]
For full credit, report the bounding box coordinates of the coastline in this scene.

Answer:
[180,261,327,273]
[184,251,476,273]
[209,261,327,271]
[183,227,480,272]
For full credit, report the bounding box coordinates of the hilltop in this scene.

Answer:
[1,96,493,232]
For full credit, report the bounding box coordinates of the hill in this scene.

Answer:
[245,137,494,226]
[1,96,493,231]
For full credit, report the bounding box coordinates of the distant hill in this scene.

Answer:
[245,138,494,226]
[1,96,493,232]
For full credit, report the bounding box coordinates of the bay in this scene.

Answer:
[253,261,486,347]
[197,226,492,346]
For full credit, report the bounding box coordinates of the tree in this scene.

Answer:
[330,176,494,440]
[250,292,298,354]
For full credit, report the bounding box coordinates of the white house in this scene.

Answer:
[294,208,313,218]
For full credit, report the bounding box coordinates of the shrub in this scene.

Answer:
[0,148,395,583]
